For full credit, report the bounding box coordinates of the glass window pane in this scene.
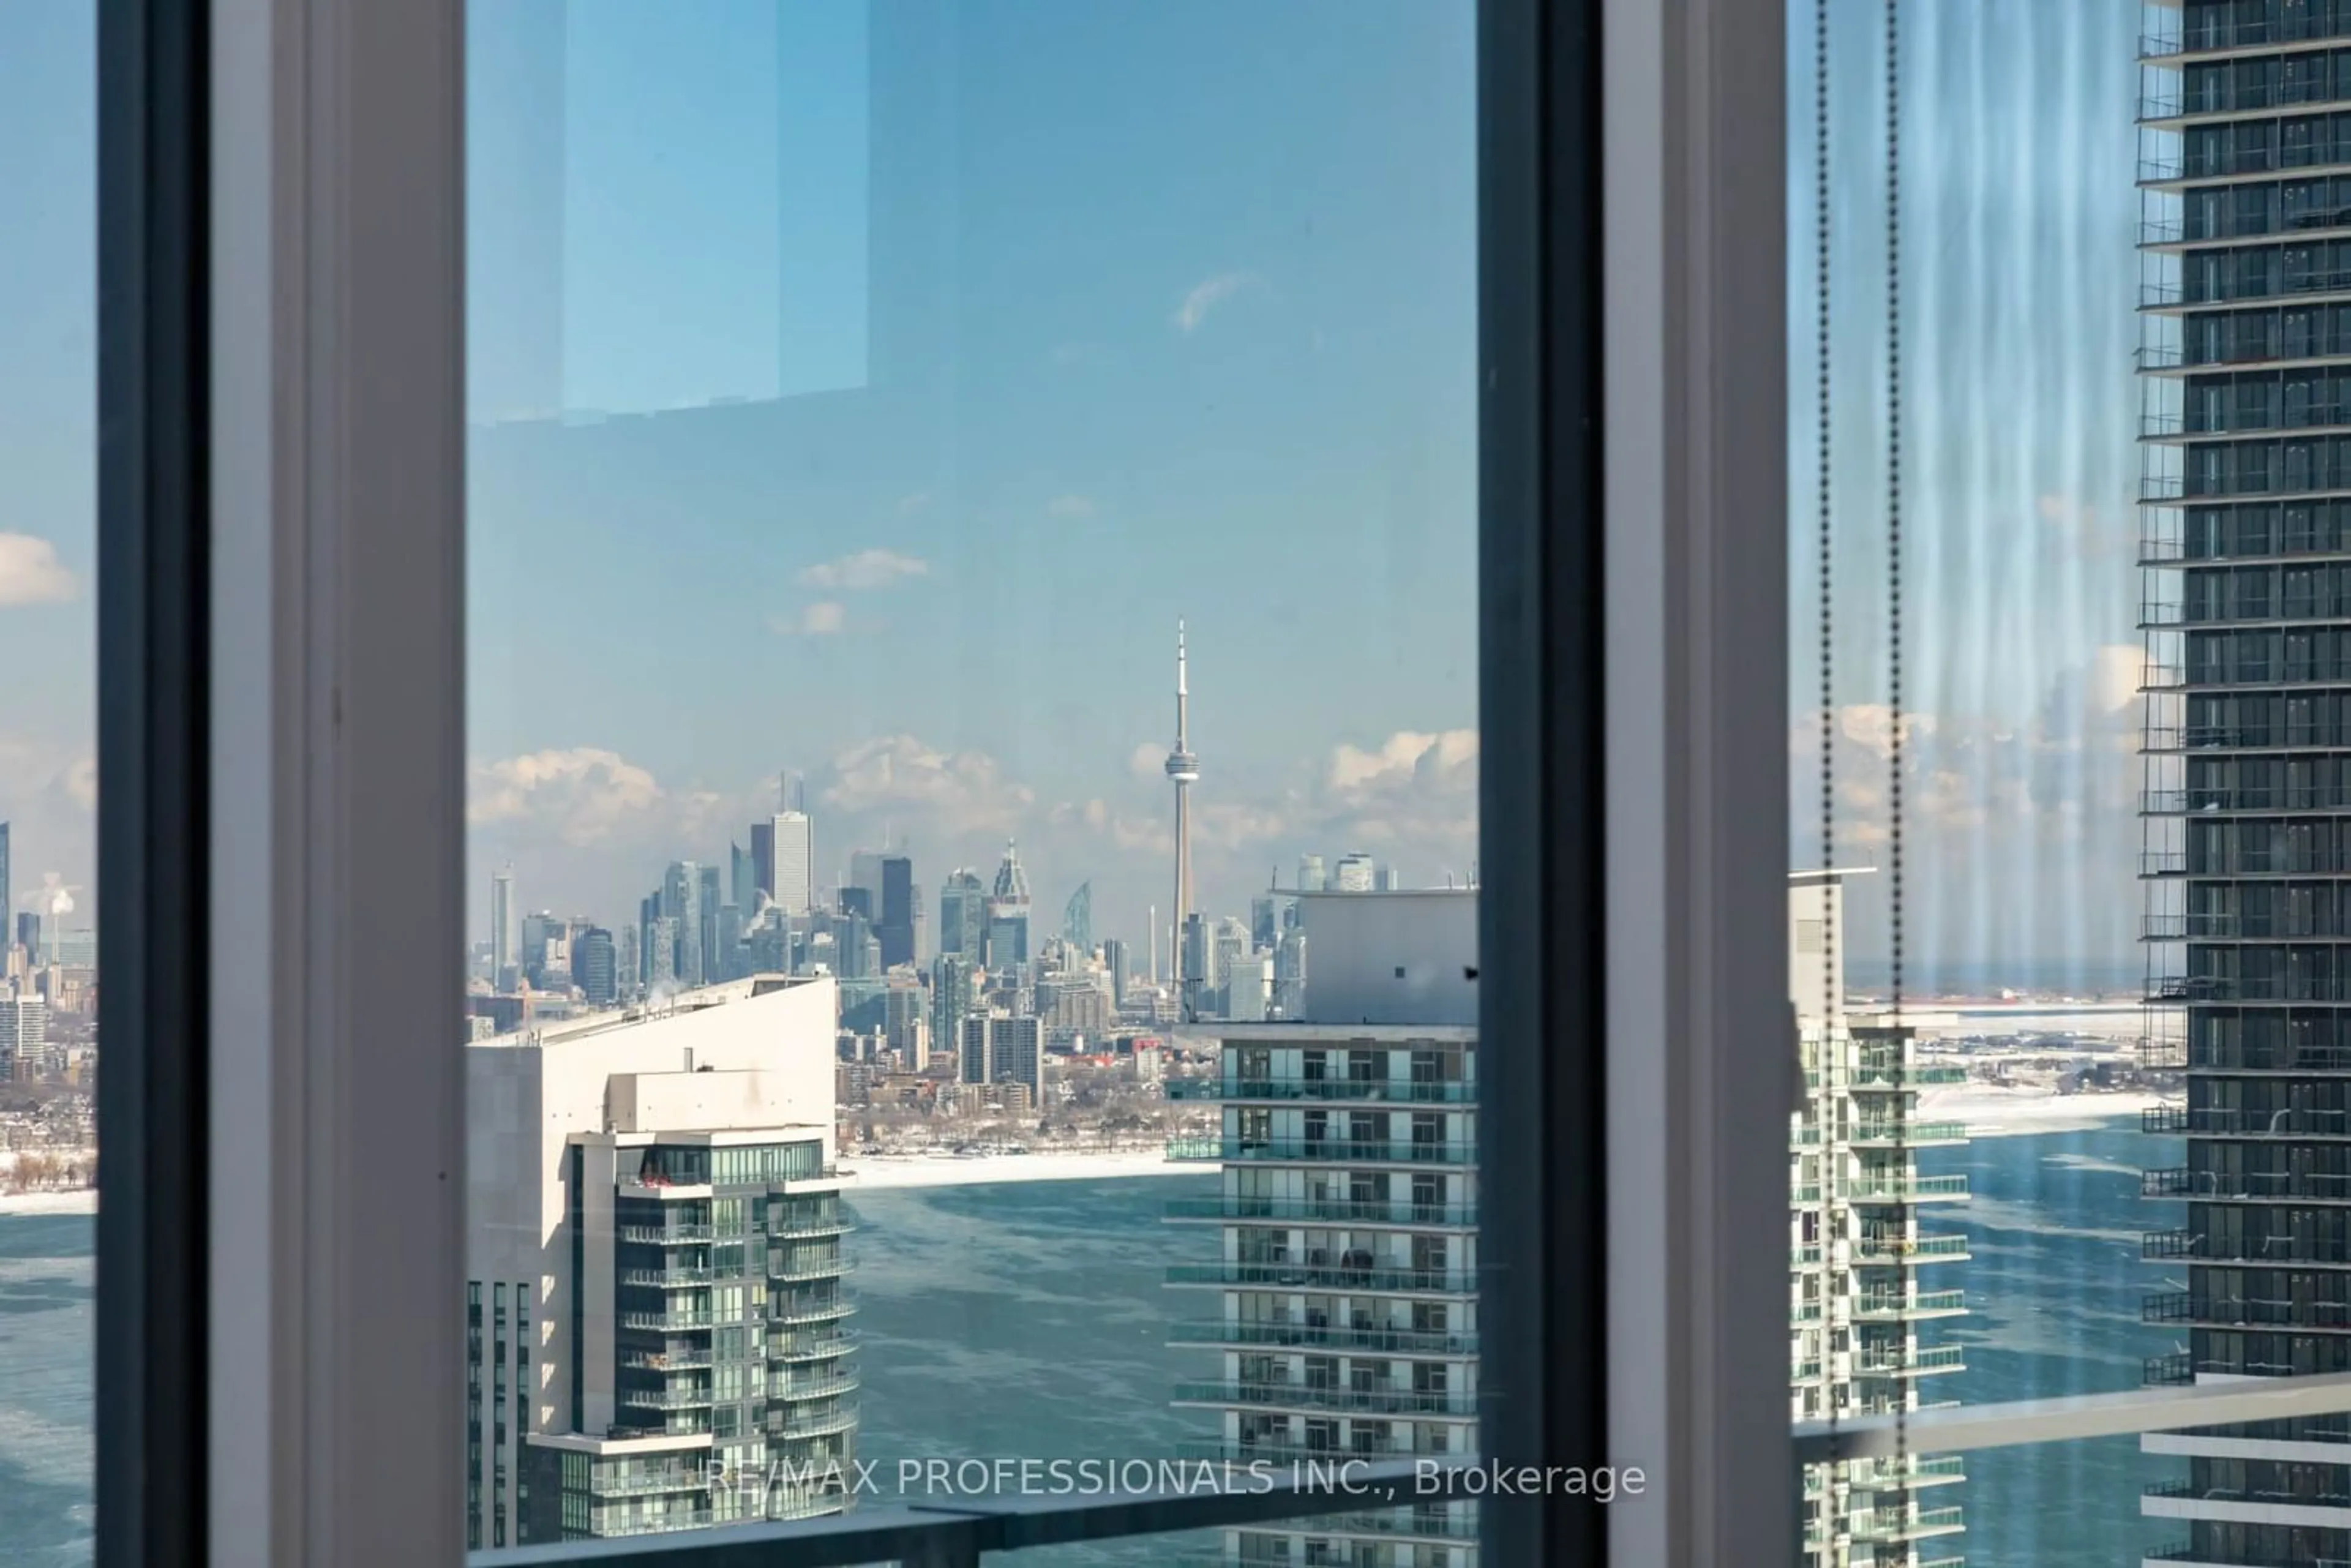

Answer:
[1788,0,2351,1560]
[464,2,1475,1559]
[0,6,97,1564]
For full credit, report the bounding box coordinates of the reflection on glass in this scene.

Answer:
[463,2,1474,1561]
[0,6,99,1566]
[1789,0,2276,1561]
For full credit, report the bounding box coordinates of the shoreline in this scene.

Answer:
[1918,1086,2174,1138]
[843,1149,1201,1191]
[0,1189,96,1217]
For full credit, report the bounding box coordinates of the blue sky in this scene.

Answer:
[463,0,1481,947]
[0,0,2156,985]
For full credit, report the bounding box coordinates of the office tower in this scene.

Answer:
[1169,888,1479,1566]
[1250,891,1287,951]
[2134,21,2351,1562]
[749,820,774,904]
[1790,869,1968,1565]
[1102,937,1128,1006]
[0,993,47,1079]
[466,976,854,1545]
[986,839,1032,975]
[1332,851,1376,893]
[1223,950,1270,1024]
[1272,930,1307,1019]
[837,885,873,922]
[13,912,36,967]
[48,927,94,969]
[646,917,679,991]
[931,955,975,1068]
[1211,917,1250,1016]
[847,853,914,969]
[699,864,722,985]
[521,911,557,989]
[909,882,928,968]
[0,822,11,954]
[772,812,814,914]
[938,871,986,960]
[1164,621,1201,991]
[576,927,618,1007]
[1180,913,1216,1019]
[661,862,706,988]
[1374,865,1400,893]
[1063,881,1092,955]
[716,905,743,984]
[618,926,639,999]
[492,863,517,988]
[730,840,757,915]
[1297,853,1325,894]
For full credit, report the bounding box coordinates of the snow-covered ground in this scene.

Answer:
[0,1189,95,1217]
[842,1149,1197,1190]
[1918,1086,2175,1139]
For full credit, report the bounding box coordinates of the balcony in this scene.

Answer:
[1853,1291,1967,1321]
[769,1298,856,1327]
[768,1256,855,1285]
[617,1310,715,1332]
[1854,1344,1967,1378]
[2142,17,2351,61]
[1850,1063,1969,1090]
[768,1217,854,1241]
[1166,1078,1475,1105]
[621,1349,715,1371]
[770,1371,863,1401]
[1164,1197,1479,1228]
[1847,1120,1968,1147]
[1171,1381,1479,1417]
[1841,1505,1964,1543]
[1845,1174,1969,1204]
[1174,1139,1479,1168]
[1174,1440,1403,1466]
[617,1223,715,1244]
[618,1385,715,1412]
[586,1469,708,1498]
[767,1407,859,1441]
[767,1332,857,1363]
[1851,1233,1970,1265]
[2145,1351,2195,1386]
[619,1266,718,1288]
[1165,1319,1477,1357]
[1166,1262,1478,1296]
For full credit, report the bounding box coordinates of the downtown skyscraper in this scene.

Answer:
[2136,12,2351,1560]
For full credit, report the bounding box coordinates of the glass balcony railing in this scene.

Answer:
[1165,1320,1478,1357]
[1172,1139,1479,1166]
[1164,1197,1479,1227]
[1853,1290,1967,1319]
[1166,1078,1477,1104]
[1844,1174,1970,1203]
[1851,1233,1970,1264]
[1166,1263,1477,1294]
[1170,1381,1478,1417]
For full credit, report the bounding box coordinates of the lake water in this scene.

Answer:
[0,1120,2182,1564]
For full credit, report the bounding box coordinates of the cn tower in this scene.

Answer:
[1164,619,1201,1006]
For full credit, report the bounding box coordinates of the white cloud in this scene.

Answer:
[820,735,1036,836]
[0,535,76,606]
[795,549,929,591]
[1172,271,1257,334]
[63,757,94,812]
[1128,741,1169,781]
[1048,493,1097,520]
[1327,729,1480,797]
[468,748,663,846]
[765,602,849,637]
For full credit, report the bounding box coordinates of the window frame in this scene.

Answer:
[98,0,214,1564]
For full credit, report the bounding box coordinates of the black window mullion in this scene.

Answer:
[96,1,211,1566]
